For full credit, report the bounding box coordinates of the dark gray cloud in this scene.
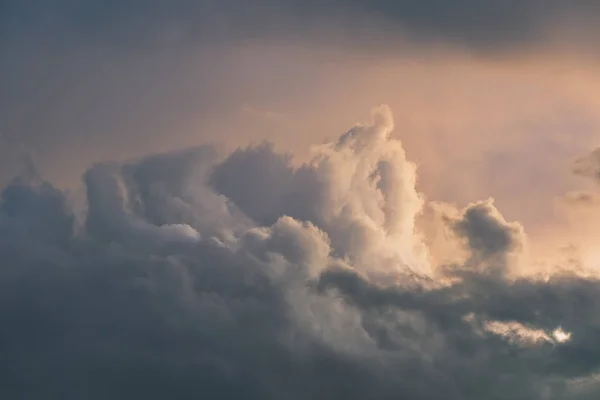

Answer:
[442,199,525,276]
[448,199,523,257]
[2,0,600,50]
[1,108,600,399]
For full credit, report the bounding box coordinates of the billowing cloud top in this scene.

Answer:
[2,106,600,399]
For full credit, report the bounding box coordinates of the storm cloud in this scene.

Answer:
[3,0,600,49]
[2,107,600,399]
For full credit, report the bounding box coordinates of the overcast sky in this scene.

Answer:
[3,2,600,399]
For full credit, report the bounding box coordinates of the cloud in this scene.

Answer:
[211,105,427,277]
[3,13,599,223]
[3,0,600,51]
[563,191,600,206]
[441,199,526,276]
[574,147,600,183]
[2,106,600,399]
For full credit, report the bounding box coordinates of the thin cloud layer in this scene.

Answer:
[574,148,600,183]
[1,107,600,399]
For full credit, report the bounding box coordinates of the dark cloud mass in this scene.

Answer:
[2,0,600,49]
[2,107,600,399]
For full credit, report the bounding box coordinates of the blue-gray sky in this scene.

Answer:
[3,0,600,46]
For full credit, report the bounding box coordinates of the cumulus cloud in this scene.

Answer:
[2,106,600,399]
[212,105,427,279]
[438,199,526,276]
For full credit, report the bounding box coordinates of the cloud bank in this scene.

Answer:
[3,0,600,51]
[2,106,600,399]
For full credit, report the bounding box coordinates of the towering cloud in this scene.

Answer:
[211,106,426,277]
[1,107,600,399]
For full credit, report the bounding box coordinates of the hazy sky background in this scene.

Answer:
[3,0,600,234]
[4,2,600,398]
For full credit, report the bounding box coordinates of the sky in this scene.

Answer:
[3,1,600,399]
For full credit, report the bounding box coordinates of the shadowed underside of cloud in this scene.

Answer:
[2,106,600,399]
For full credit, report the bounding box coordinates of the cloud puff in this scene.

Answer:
[2,106,600,399]
[439,199,526,276]
[447,199,525,258]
